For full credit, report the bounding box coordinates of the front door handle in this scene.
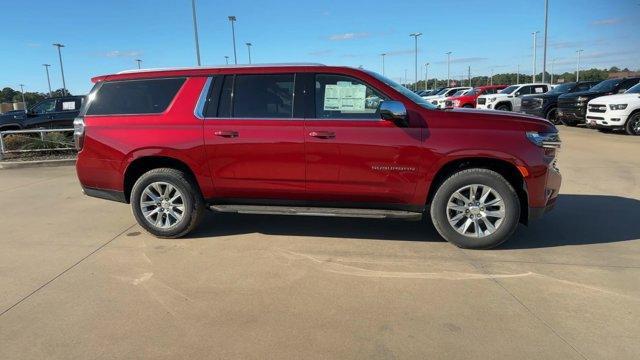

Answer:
[214,130,239,138]
[309,131,335,139]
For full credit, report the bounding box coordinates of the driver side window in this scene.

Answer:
[31,99,56,114]
[315,74,388,119]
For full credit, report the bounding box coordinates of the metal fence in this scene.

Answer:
[0,128,75,160]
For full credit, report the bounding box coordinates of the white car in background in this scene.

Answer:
[422,87,471,108]
[586,82,640,135]
[434,88,473,109]
[476,83,551,112]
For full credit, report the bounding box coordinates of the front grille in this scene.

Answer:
[477,98,486,105]
[588,104,606,113]
[445,100,453,107]
[586,116,604,120]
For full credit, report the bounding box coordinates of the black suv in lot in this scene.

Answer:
[0,96,85,131]
[520,81,597,124]
[557,77,640,126]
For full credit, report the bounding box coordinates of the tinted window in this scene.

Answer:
[626,83,640,94]
[226,74,294,118]
[590,79,621,92]
[215,75,234,117]
[87,78,185,115]
[576,83,593,92]
[516,86,532,96]
[500,85,518,94]
[364,70,437,110]
[31,99,56,114]
[618,79,640,93]
[315,74,388,119]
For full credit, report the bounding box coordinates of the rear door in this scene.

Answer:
[50,98,83,128]
[202,73,306,201]
[304,73,423,206]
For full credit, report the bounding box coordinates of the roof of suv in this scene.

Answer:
[93,63,328,83]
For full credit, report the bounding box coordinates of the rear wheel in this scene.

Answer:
[625,113,640,135]
[131,168,204,238]
[430,168,520,249]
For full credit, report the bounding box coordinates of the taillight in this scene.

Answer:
[73,117,85,150]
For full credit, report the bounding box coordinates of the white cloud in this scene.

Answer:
[328,32,371,41]
[591,18,623,26]
[102,50,143,58]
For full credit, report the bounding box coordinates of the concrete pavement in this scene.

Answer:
[1,126,639,359]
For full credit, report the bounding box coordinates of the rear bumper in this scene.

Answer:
[82,186,127,203]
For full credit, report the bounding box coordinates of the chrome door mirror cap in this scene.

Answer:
[379,100,407,123]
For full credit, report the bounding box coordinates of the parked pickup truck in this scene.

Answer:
[520,81,597,124]
[0,96,85,131]
[75,64,561,249]
[586,82,640,135]
[445,85,508,109]
[477,83,551,112]
[557,77,640,126]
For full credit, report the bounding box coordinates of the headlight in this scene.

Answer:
[609,104,628,110]
[577,96,589,102]
[453,100,460,106]
[526,131,561,149]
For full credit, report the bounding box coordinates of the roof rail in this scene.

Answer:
[117,63,326,74]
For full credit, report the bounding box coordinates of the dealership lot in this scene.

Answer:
[1,126,639,359]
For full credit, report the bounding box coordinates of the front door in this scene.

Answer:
[202,73,306,201]
[305,73,424,206]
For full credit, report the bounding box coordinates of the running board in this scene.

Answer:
[209,205,423,220]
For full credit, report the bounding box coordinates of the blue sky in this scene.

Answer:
[2,0,638,95]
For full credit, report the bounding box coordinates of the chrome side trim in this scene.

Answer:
[194,77,213,120]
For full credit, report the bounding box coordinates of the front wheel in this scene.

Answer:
[430,168,520,249]
[625,113,640,135]
[495,104,510,111]
[546,108,560,125]
[131,168,205,238]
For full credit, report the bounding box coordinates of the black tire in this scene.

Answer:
[130,168,204,238]
[561,118,578,127]
[495,103,510,111]
[545,108,560,125]
[625,113,640,136]
[430,168,520,249]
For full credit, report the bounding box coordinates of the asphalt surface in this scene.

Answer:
[1,126,639,360]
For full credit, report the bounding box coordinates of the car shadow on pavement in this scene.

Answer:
[190,194,640,248]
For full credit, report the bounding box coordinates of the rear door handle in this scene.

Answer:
[214,130,239,138]
[309,131,335,139]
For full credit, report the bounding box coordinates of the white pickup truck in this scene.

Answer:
[476,83,551,112]
[422,87,471,108]
[586,82,640,135]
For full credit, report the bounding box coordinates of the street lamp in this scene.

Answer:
[550,58,557,84]
[517,64,520,84]
[19,84,26,112]
[445,51,452,87]
[135,59,142,69]
[224,56,229,65]
[191,0,201,66]
[228,16,238,64]
[542,0,549,83]
[42,64,52,98]
[490,68,494,86]
[246,42,252,64]
[576,49,584,81]
[424,63,430,91]
[409,32,422,91]
[52,43,67,94]
[380,53,386,76]
[532,31,540,82]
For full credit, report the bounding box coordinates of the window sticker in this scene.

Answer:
[323,83,367,112]
[534,87,544,93]
[62,101,76,110]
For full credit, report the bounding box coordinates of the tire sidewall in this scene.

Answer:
[131,170,198,238]
[430,170,520,249]
[626,113,640,136]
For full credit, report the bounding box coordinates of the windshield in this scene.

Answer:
[590,79,621,93]
[547,83,575,94]
[500,85,519,94]
[436,88,450,95]
[365,70,437,109]
[626,83,640,94]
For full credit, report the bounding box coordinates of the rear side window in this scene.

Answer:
[86,78,185,115]
[210,74,294,118]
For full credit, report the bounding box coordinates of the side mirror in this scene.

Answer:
[618,89,626,94]
[380,101,408,126]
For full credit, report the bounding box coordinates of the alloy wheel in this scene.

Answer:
[139,182,185,229]
[446,184,505,238]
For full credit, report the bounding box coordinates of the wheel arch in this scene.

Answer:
[123,156,201,203]
[495,101,513,111]
[426,156,529,224]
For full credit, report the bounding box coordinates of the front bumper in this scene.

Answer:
[521,108,545,118]
[527,162,561,223]
[557,106,587,123]
[476,103,492,110]
[585,111,629,129]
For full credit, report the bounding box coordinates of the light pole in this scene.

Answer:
[576,49,583,81]
[380,53,386,76]
[445,51,452,87]
[517,64,520,84]
[245,42,252,64]
[490,68,494,86]
[191,0,201,66]
[404,69,407,86]
[224,56,229,65]
[42,64,52,97]
[532,31,539,82]
[135,59,142,69]
[542,0,549,83]
[468,65,471,87]
[19,84,26,112]
[409,32,422,91]
[52,43,67,94]
[550,58,557,84]
[228,16,238,64]
[424,63,429,91]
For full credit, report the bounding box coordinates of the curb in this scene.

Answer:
[0,158,76,169]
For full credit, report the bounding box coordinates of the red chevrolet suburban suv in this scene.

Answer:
[75,64,561,249]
